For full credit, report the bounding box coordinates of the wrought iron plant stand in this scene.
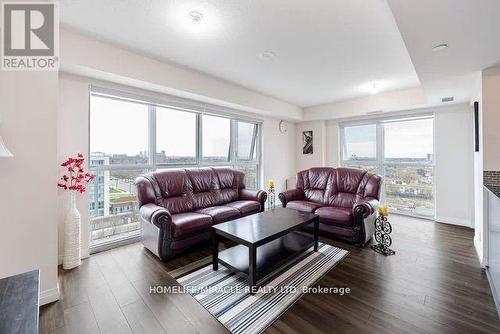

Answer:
[371,215,396,256]
[267,187,275,209]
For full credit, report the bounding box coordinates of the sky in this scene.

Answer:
[90,96,253,158]
[345,119,433,159]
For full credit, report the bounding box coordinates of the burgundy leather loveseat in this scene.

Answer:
[279,167,382,246]
[136,167,267,261]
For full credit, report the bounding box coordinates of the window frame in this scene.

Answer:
[339,113,435,219]
[88,88,262,252]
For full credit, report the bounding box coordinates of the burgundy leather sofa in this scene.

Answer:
[135,167,267,261]
[279,167,382,246]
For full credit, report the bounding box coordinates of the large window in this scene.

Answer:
[341,116,434,218]
[90,96,149,165]
[342,124,377,161]
[237,121,258,161]
[89,91,261,251]
[202,114,231,163]
[156,107,197,164]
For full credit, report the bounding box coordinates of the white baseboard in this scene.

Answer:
[435,215,473,228]
[40,284,60,305]
[58,248,90,265]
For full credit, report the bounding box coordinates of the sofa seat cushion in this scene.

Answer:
[171,212,213,239]
[196,206,241,223]
[225,200,261,214]
[315,206,353,226]
[287,200,323,213]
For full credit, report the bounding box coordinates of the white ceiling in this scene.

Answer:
[59,0,420,107]
[387,0,500,104]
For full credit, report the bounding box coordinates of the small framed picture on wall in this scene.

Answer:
[302,131,313,154]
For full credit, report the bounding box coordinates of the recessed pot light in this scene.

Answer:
[259,51,276,61]
[432,43,448,52]
[189,11,203,24]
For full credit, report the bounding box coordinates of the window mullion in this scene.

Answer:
[149,105,156,171]
[249,123,258,160]
[231,119,236,166]
[196,113,202,166]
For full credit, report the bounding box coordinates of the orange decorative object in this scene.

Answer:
[378,205,389,217]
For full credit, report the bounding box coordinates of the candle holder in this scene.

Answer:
[267,187,275,209]
[371,209,396,256]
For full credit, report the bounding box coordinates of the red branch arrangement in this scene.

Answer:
[57,153,95,194]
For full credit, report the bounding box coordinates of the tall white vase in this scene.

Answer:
[63,192,81,270]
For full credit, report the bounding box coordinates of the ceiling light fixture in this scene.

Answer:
[259,51,276,61]
[189,11,203,24]
[432,43,448,52]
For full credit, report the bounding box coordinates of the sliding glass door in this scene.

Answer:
[341,116,435,218]
[89,91,262,251]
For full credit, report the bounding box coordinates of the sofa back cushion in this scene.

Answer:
[146,169,193,214]
[185,168,220,210]
[295,167,381,208]
[296,168,333,205]
[359,172,382,199]
[212,167,243,204]
[329,168,382,208]
[137,167,251,212]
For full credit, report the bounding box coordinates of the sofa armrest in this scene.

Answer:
[140,203,172,228]
[353,197,379,218]
[352,197,379,246]
[240,189,267,211]
[240,189,267,203]
[278,188,305,207]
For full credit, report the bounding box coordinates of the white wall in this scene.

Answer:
[325,120,340,167]
[483,67,500,171]
[295,121,327,171]
[261,120,297,194]
[58,75,91,262]
[303,86,427,121]
[294,120,340,171]
[476,66,500,266]
[0,71,59,305]
[434,103,474,227]
[472,71,485,264]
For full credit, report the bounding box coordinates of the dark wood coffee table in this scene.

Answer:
[212,207,319,292]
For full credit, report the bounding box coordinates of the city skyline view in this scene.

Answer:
[344,118,434,160]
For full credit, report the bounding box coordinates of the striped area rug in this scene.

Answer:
[171,243,348,334]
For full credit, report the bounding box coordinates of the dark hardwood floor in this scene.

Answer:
[40,215,500,333]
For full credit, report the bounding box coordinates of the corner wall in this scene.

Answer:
[0,71,59,305]
[434,103,474,227]
[483,68,500,171]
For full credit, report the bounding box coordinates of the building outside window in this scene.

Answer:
[340,115,435,218]
[89,90,262,251]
